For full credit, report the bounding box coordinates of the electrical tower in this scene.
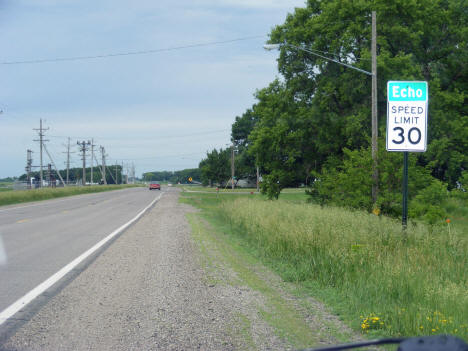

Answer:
[33,119,49,187]
[77,141,91,186]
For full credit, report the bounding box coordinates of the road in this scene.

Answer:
[0,187,160,315]
[0,187,356,350]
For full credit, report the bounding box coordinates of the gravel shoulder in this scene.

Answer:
[1,188,357,351]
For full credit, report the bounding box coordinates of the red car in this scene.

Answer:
[149,181,161,190]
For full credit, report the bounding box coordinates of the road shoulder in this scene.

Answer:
[187,212,359,350]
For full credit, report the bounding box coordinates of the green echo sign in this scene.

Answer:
[388,81,428,102]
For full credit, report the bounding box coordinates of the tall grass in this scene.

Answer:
[0,184,141,207]
[216,197,467,338]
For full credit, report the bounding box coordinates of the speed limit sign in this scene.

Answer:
[386,81,428,152]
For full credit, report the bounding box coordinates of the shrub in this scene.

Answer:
[261,173,282,200]
[308,141,447,222]
[409,179,448,224]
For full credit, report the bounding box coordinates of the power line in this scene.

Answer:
[300,47,371,61]
[1,35,266,65]
[108,151,206,161]
[47,129,230,140]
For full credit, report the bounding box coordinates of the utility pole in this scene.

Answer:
[90,139,95,185]
[371,10,378,204]
[115,162,118,184]
[33,119,49,187]
[63,137,74,184]
[77,141,90,186]
[231,144,235,190]
[26,149,33,189]
[100,146,107,185]
[132,163,135,184]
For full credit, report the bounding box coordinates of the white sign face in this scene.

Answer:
[386,81,428,152]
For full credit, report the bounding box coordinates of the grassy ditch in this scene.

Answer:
[0,181,13,192]
[181,192,468,341]
[187,213,331,349]
[0,184,142,207]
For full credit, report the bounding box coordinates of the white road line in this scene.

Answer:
[0,192,163,326]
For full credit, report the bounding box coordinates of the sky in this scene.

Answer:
[0,0,305,178]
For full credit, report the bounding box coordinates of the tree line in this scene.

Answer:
[199,0,467,220]
[142,168,201,184]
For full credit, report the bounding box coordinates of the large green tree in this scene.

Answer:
[247,80,320,187]
[264,0,467,189]
[199,148,231,186]
[231,108,259,181]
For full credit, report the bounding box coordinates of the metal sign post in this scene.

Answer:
[387,81,428,228]
[402,152,409,228]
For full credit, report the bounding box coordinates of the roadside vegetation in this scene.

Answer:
[0,184,142,207]
[0,180,14,192]
[181,191,468,341]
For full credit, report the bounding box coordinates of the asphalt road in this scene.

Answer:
[0,187,161,315]
[0,187,356,350]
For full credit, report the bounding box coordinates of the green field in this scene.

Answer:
[180,190,468,341]
[0,184,142,207]
[0,181,13,192]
